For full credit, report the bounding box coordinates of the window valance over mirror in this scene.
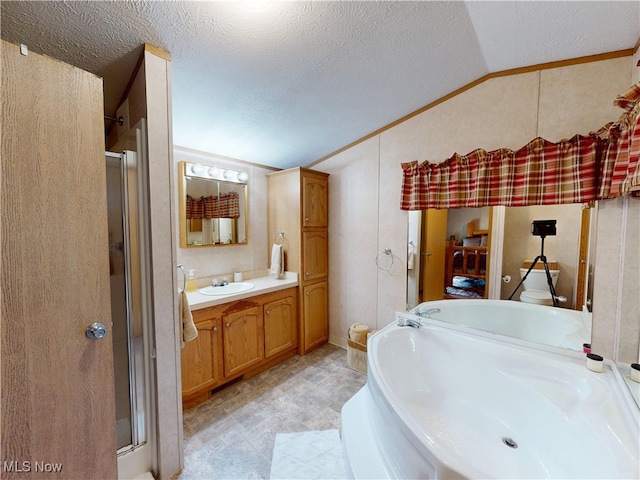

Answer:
[401,81,640,210]
[186,192,240,219]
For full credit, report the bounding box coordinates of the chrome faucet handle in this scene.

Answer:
[398,317,422,328]
[417,308,440,318]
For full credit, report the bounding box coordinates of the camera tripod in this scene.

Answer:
[508,235,558,307]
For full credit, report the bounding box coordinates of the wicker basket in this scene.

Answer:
[347,329,367,374]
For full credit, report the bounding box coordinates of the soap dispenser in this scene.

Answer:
[186,269,197,292]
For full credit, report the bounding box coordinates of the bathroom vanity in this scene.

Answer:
[181,275,298,408]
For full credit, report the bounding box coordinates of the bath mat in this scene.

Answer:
[270,429,346,479]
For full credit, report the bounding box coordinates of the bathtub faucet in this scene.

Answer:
[416,308,440,318]
[398,317,422,328]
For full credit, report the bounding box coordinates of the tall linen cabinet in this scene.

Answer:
[267,168,329,355]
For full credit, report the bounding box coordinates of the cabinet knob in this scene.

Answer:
[305,217,309,222]
[266,310,270,315]
[305,271,310,276]
[225,322,231,328]
[306,291,310,296]
[213,326,218,332]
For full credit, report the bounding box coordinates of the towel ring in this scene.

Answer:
[272,231,285,245]
[177,264,186,292]
[376,248,394,271]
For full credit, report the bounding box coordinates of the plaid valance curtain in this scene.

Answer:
[186,192,240,219]
[400,81,640,210]
[596,82,640,198]
[186,195,204,219]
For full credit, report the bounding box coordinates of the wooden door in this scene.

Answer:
[1,41,117,478]
[302,281,329,353]
[222,305,264,377]
[421,209,448,301]
[264,296,296,358]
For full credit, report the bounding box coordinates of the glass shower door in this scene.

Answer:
[106,150,148,453]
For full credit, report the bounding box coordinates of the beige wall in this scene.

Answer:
[112,47,183,479]
[143,50,183,480]
[591,47,639,363]
[313,55,634,349]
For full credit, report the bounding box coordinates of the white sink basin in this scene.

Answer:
[199,282,254,296]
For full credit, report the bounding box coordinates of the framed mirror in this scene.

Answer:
[178,161,248,247]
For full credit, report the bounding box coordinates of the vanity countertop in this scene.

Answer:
[186,271,298,310]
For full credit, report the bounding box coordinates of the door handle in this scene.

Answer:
[86,322,108,340]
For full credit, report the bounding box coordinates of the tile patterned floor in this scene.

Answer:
[174,344,366,479]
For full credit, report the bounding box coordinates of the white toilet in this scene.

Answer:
[518,263,559,306]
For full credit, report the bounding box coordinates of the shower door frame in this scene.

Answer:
[106,119,155,477]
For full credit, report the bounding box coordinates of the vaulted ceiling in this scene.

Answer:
[2,1,638,169]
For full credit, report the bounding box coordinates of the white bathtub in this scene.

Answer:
[342,314,639,479]
[410,299,591,351]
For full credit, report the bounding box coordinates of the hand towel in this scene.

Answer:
[407,243,415,270]
[270,243,284,278]
[180,290,198,347]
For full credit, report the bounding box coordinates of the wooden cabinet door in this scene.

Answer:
[302,175,328,227]
[264,296,297,358]
[302,281,329,353]
[222,306,264,377]
[302,230,328,282]
[181,318,222,396]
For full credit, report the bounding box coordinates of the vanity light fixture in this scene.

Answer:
[184,161,248,184]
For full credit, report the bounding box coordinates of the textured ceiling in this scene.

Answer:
[1,1,638,169]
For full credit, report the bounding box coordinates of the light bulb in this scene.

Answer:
[190,163,205,176]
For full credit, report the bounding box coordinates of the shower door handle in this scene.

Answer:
[86,322,108,340]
